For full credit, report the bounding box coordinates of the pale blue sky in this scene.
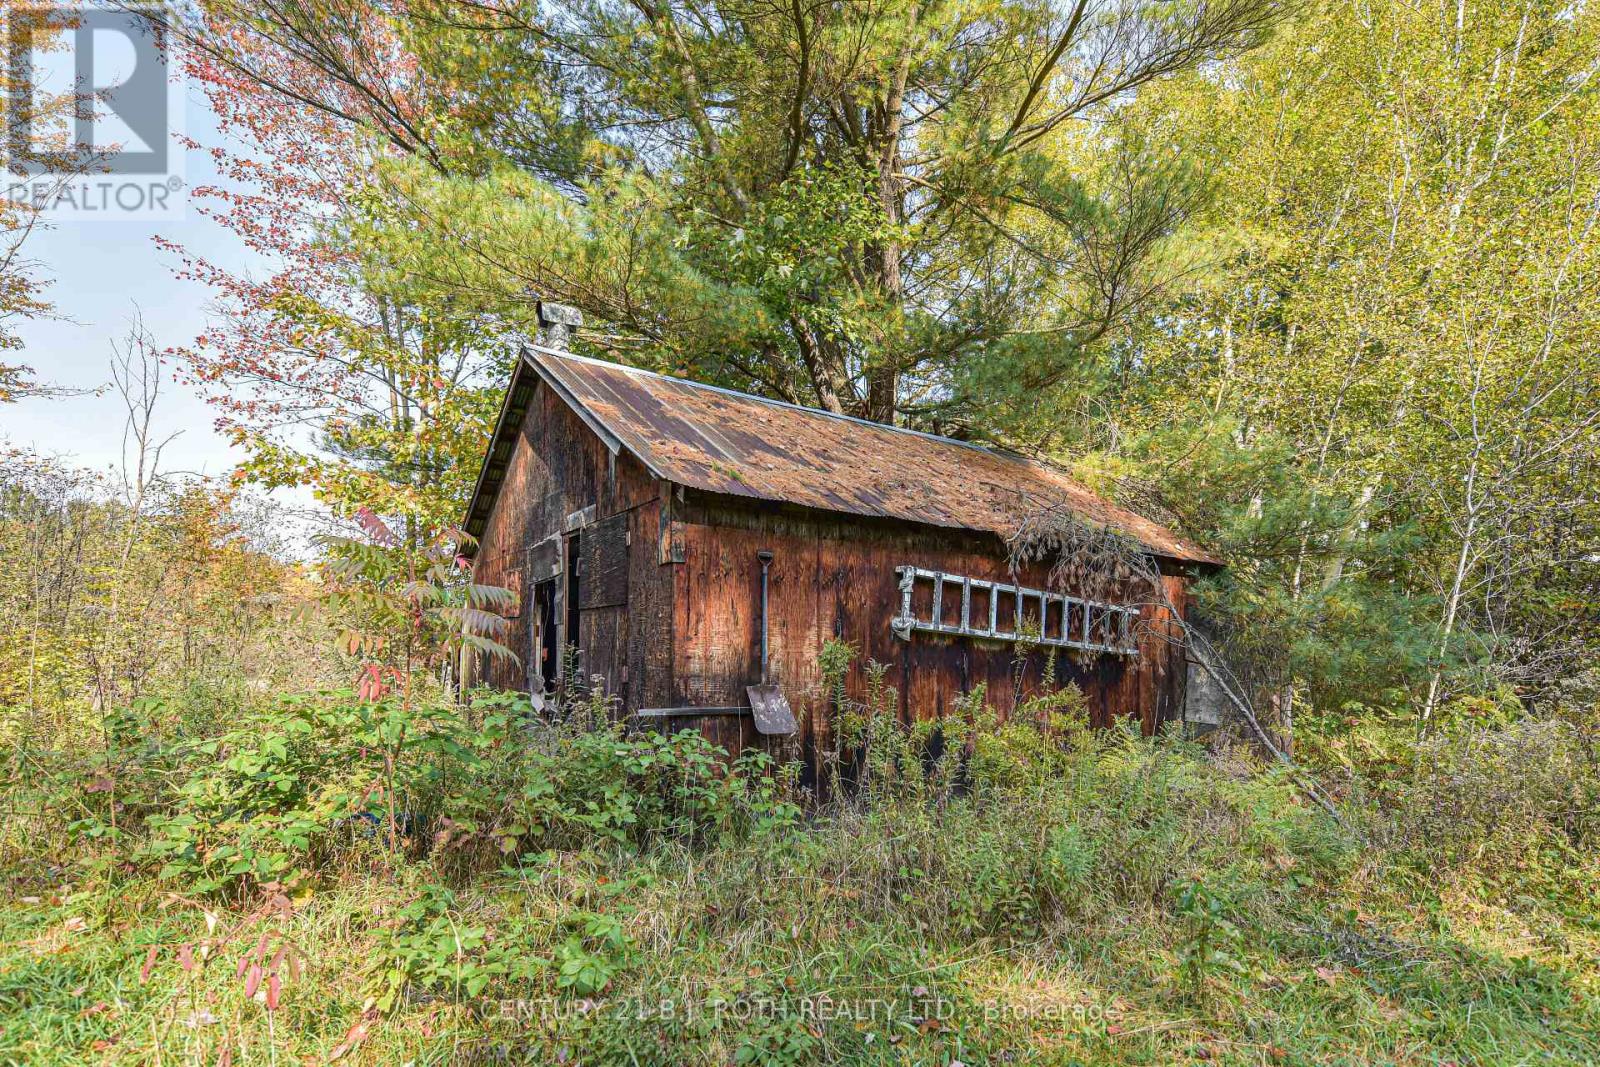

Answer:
[3,75,263,481]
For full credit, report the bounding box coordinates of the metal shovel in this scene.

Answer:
[746,549,797,736]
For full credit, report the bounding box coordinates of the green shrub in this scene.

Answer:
[373,882,547,1009]
[1172,877,1245,1004]
[39,687,803,898]
[127,694,477,895]
[794,697,1352,946]
[1382,718,1599,887]
[553,911,632,996]
[435,704,803,866]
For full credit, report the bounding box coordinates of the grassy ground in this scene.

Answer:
[2,701,1597,1066]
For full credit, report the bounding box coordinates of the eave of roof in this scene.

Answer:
[462,346,1221,567]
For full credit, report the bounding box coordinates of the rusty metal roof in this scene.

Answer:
[465,346,1218,565]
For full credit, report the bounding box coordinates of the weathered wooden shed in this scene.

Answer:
[462,320,1219,776]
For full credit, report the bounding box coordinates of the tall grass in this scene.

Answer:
[1,683,1597,1065]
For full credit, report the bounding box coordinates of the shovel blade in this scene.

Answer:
[746,685,797,736]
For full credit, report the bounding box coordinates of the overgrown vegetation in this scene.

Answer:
[3,666,1597,1064]
[0,455,330,754]
[2,448,1596,1064]
[4,0,1600,1061]
[70,0,1586,749]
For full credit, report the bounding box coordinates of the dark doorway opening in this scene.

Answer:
[530,577,558,692]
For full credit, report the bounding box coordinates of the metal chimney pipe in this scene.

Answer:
[536,300,583,350]
[757,550,774,684]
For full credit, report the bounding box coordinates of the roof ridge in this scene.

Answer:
[528,345,1015,460]
[512,344,1218,566]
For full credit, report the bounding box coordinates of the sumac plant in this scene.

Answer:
[317,508,516,848]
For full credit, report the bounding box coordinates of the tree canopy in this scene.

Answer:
[149,0,1600,720]
[169,0,1279,427]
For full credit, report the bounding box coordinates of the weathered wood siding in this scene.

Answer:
[469,383,1194,784]
[664,494,1189,777]
[470,381,665,702]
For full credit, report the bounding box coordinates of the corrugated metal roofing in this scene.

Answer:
[466,346,1218,565]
